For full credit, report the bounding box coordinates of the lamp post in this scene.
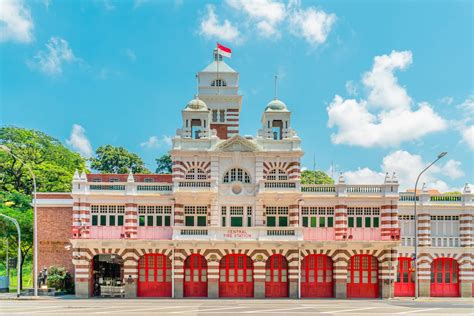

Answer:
[0,145,38,297]
[0,214,21,298]
[413,151,447,299]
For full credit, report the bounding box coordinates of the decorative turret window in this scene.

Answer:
[266,169,288,181]
[185,168,207,180]
[211,79,227,87]
[223,168,251,183]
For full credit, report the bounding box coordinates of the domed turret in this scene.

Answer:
[185,98,208,111]
[265,99,288,112]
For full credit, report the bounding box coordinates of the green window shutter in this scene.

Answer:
[348,217,354,228]
[92,215,98,226]
[197,216,207,226]
[267,216,276,227]
[279,216,288,227]
[356,217,362,228]
[139,215,145,226]
[156,216,163,226]
[222,217,226,227]
[164,216,171,226]
[147,215,154,226]
[117,215,124,226]
[109,215,116,226]
[311,217,317,227]
[328,217,334,227]
[247,217,252,227]
[231,217,243,227]
[185,216,195,226]
[100,215,107,226]
[319,217,326,228]
[302,217,308,227]
[365,217,371,228]
[373,217,379,228]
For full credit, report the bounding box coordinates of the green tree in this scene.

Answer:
[90,145,150,174]
[155,154,172,174]
[300,170,334,185]
[0,126,87,194]
[0,192,33,290]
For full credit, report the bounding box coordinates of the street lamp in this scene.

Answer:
[0,214,21,298]
[0,145,38,297]
[413,151,447,299]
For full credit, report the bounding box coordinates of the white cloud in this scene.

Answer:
[199,5,240,42]
[342,150,465,192]
[0,0,34,43]
[28,37,77,75]
[289,5,336,46]
[140,135,172,149]
[67,124,93,158]
[327,51,447,147]
[460,125,474,150]
[123,48,136,62]
[457,95,474,115]
[345,80,357,96]
[440,96,454,105]
[226,0,286,37]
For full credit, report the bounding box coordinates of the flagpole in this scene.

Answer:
[216,44,220,95]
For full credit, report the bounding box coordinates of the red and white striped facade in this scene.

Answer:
[35,52,473,299]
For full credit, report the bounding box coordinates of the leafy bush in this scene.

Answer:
[47,266,74,293]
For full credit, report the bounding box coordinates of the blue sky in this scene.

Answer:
[0,0,472,191]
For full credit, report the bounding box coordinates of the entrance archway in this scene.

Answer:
[431,258,460,297]
[137,253,172,297]
[394,257,415,297]
[347,254,379,298]
[301,254,333,298]
[219,254,254,297]
[184,254,208,297]
[91,254,124,297]
[265,254,288,298]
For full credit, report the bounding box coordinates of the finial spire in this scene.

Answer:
[274,74,278,100]
[195,74,199,99]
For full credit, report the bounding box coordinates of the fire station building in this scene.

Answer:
[35,51,473,299]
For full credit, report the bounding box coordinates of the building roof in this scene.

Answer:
[201,60,236,73]
[184,98,208,111]
[265,98,289,112]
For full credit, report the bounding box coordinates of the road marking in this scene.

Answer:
[320,307,378,314]
[396,308,441,314]
[242,306,314,313]
[170,306,248,314]
[92,305,188,314]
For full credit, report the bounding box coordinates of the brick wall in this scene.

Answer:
[38,206,74,274]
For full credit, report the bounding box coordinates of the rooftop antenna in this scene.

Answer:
[274,75,278,100]
[195,74,199,99]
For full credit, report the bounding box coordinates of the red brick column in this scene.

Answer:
[289,204,299,227]
[124,203,137,238]
[174,203,184,226]
[335,205,347,240]
[381,204,398,240]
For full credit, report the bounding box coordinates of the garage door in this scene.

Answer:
[394,257,415,297]
[265,254,288,298]
[184,254,208,297]
[138,254,172,297]
[347,254,379,298]
[301,254,333,298]
[219,254,253,297]
[431,258,460,297]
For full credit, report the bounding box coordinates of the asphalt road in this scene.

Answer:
[0,298,473,315]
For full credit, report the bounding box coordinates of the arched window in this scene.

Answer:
[185,168,207,180]
[266,169,288,181]
[211,79,227,87]
[223,168,251,183]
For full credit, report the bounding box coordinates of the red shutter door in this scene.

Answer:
[301,254,333,298]
[265,254,289,298]
[347,254,379,298]
[184,254,208,297]
[219,254,254,297]
[431,258,460,297]
[394,257,415,297]
[137,254,172,297]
